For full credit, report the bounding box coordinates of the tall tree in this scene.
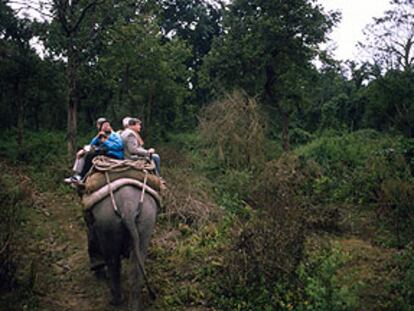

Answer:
[363,69,414,137]
[359,0,414,72]
[34,0,140,153]
[202,0,339,150]
[157,0,223,105]
[49,0,107,154]
[96,15,192,141]
[0,1,38,146]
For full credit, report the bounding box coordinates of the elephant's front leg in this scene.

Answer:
[108,257,123,305]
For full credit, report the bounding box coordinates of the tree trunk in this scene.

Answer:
[145,82,155,140]
[67,34,78,155]
[403,37,413,71]
[15,80,24,148]
[281,111,290,152]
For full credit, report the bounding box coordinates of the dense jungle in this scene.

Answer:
[1,0,414,310]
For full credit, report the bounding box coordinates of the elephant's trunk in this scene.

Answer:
[121,215,157,300]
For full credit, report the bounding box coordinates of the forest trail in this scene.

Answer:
[11,162,213,311]
[8,160,399,311]
[12,164,123,311]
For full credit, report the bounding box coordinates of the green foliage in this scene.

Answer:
[96,18,193,141]
[157,0,223,105]
[320,93,351,130]
[201,0,339,148]
[290,127,315,146]
[362,69,414,137]
[211,230,358,311]
[389,244,414,310]
[211,208,306,310]
[296,130,414,246]
[199,90,267,171]
[0,130,66,166]
[374,178,414,247]
[201,0,339,95]
[296,245,359,311]
[0,130,77,195]
[295,130,394,203]
[0,166,38,310]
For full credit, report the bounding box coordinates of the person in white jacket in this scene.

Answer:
[121,117,161,176]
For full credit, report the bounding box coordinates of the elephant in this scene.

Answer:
[85,184,158,310]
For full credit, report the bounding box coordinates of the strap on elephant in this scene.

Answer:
[138,170,148,209]
[105,172,121,217]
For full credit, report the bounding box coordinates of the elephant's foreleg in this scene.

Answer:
[108,257,122,305]
[84,211,105,272]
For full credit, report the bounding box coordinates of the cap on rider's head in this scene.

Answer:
[128,118,142,126]
[96,117,109,130]
[122,116,131,129]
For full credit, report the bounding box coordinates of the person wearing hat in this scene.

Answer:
[64,117,124,184]
[121,116,161,176]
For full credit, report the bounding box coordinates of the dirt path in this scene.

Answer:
[16,172,125,311]
[9,162,217,311]
[10,161,400,311]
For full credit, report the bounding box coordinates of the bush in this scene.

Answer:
[212,206,306,310]
[0,129,67,166]
[290,127,315,146]
[0,165,37,310]
[295,130,413,204]
[295,130,414,246]
[211,154,310,310]
[160,143,223,228]
[375,178,414,247]
[199,90,267,171]
[212,218,357,310]
[389,244,414,310]
[250,154,321,207]
[296,245,359,311]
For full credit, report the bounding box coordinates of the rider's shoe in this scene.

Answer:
[64,175,82,184]
[159,177,167,191]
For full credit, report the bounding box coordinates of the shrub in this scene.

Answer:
[296,245,359,311]
[199,90,267,171]
[295,130,414,246]
[290,127,315,146]
[211,154,311,310]
[295,130,413,204]
[389,244,414,310]
[215,169,252,197]
[375,178,414,247]
[212,206,306,310]
[160,144,223,228]
[0,165,37,310]
[0,130,67,166]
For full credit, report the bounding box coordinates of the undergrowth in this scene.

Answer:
[0,164,38,310]
[0,119,413,310]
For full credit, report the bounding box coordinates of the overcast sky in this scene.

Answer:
[317,0,392,61]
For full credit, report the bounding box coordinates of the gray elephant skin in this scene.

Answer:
[88,185,158,309]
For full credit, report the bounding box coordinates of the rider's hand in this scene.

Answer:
[76,149,86,158]
[97,131,109,142]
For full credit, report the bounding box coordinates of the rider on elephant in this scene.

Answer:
[64,117,124,185]
[65,118,125,274]
[121,117,161,176]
